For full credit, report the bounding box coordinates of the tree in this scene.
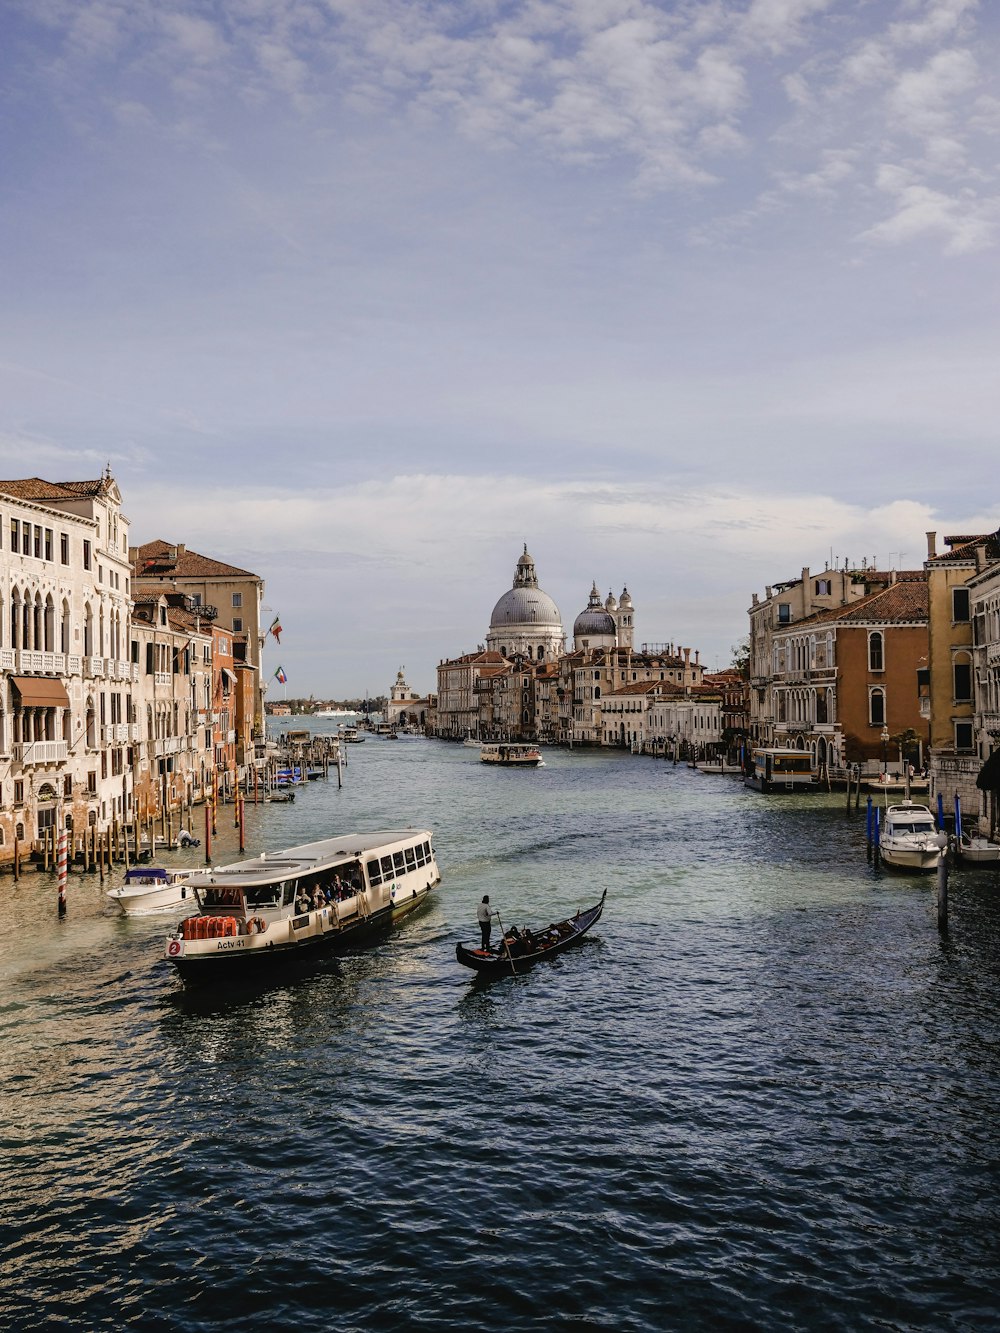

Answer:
[730,636,750,678]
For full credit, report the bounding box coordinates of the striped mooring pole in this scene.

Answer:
[57,825,68,918]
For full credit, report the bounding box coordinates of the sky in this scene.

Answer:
[2,0,998,696]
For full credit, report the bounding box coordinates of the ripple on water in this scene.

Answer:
[3,743,1000,1329]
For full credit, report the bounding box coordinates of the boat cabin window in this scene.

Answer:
[380,855,393,877]
[243,882,283,909]
[393,851,406,874]
[404,847,416,870]
[202,886,244,908]
[283,881,297,907]
[771,754,811,774]
[422,841,432,862]
[367,859,382,886]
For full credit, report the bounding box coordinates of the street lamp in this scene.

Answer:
[880,724,890,779]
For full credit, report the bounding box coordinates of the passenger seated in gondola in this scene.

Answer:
[503,925,523,956]
[521,929,536,953]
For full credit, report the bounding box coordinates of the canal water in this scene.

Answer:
[3,731,1000,1330]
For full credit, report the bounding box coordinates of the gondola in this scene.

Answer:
[456,890,606,977]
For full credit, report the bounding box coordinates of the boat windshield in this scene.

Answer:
[890,820,935,835]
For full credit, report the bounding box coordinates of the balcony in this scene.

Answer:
[981,711,1000,736]
[0,649,14,671]
[85,656,106,678]
[14,740,68,765]
[17,651,67,674]
[154,672,172,687]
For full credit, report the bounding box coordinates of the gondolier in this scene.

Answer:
[477,895,497,949]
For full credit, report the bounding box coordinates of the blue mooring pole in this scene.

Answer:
[937,792,945,829]
[954,793,963,842]
[873,805,881,869]
[866,795,873,862]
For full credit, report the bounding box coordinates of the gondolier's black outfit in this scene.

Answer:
[478,897,496,950]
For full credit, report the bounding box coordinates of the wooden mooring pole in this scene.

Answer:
[937,853,949,933]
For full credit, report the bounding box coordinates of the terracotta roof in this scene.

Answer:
[928,531,1000,564]
[133,539,261,581]
[782,580,929,628]
[0,476,107,502]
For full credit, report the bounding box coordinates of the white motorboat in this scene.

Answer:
[879,802,945,873]
[959,833,1000,865]
[165,829,440,983]
[480,743,542,767]
[107,868,195,917]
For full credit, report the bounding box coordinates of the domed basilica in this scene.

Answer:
[485,547,635,661]
[486,546,566,662]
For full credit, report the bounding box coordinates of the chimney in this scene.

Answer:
[802,567,812,616]
[926,531,937,560]
[684,646,691,665]
[976,544,988,572]
[694,650,700,665]
[890,569,897,585]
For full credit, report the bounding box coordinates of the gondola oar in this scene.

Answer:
[494,908,517,976]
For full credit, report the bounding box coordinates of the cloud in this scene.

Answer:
[861,166,995,253]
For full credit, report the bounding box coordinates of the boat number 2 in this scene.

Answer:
[168,940,182,956]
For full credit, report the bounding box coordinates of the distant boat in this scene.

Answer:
[314,708,359,718]
[480,743,542,767]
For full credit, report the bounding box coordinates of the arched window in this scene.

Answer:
[868,632,884,671]
[870,687,885,726]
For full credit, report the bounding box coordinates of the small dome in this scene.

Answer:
[605,590,618,612]
[574,582,616,639]
[619,585,633,608]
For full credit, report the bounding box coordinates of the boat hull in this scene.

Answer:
[169,905,396,983]
[880,846,942,873]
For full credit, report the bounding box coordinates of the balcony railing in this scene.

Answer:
[14,740,68,765]
[85,656,105,678]
[17,650,67,673]
[981,711,1000,735]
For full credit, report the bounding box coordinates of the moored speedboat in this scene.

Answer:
[480,743,542,767]
[165,829,440,984]
[959,833,1000,865]
[108,868,195,917]
[880,802,945,873]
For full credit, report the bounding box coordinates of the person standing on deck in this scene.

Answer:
[478,895,498,950]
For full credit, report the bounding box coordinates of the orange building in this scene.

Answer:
[770,577,929,771]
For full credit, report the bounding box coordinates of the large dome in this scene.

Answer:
[491,585,562,628]
[485,545,565,661]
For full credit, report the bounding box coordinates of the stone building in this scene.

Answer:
[129,589,214,822]
[923,530,1000,815]
[967,541,1000,833]
[0,472,136,861]
[130,540,266,732]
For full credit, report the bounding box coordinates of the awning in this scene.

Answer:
[10,676,70,708]
[976,748,1000,791]
[222,668,238,688]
